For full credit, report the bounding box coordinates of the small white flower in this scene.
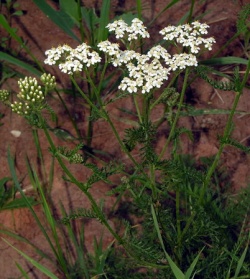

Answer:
[127,18,150,41]
[106,20,128,39]
[98,40,120,56]
[45,43,101,74]
[106,18,149,41]
[147,45,171,62]
[160,21,215,53]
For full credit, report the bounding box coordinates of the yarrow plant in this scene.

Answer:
[1,15,250,279]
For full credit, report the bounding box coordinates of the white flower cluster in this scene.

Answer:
[106,18,150,41]
[44,43,101,74]
[118,54,170,93]
[44,18,215,94]
[160,21,216,54]
[98,42,198,93]
[98,41,120,57]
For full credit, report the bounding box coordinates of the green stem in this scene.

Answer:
[42,123,124,244]
[200,90,241,202]
[159,68,190,160]
[55,88,81,139]
[32,129,47,187]
[71,75,141,168]
[213,33,239,58]
[136,0,142,20]
[150,74,178,110]
[143,93,150,124]
[70,76,98,112]
[150,164,157,200]
[133,94,143,124]
[176,189,181,245]
[104,111,141,168]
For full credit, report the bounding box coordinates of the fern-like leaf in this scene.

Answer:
[196,65,236,91]
[60,207,98,224]
[220,136,250,153]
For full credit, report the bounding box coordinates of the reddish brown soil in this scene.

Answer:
[0,0,249,278]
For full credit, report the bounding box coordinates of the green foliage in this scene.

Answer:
[60,207,98,224]
[196,65,237,91]
[84,161,124,187]
[53,143,84,164]
[33,0,79,42]
[0,177,37,211]
[236,4,250,35]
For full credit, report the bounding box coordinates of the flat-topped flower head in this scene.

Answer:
[147,45,171,63]
[167,53,198,71]
[44,44,72,65]
[106,18,149,41]
[160,21,216,53]
[118,52,170,94]
[106,20,129,39]
[127,18,150,41]
[98,40,120,56]
[44,43,101,74]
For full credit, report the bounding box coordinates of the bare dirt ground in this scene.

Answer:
[0,0,249,278]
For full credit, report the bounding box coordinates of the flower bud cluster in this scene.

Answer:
[11,101,30,115]
[41,73,56,90]
[44,43,101,74]
[69,153,84,164]
[0,89,10,102]
[106,18,150,41]
[9,77,44,115]
[9,75,55,115]
[160,21,216,54]
[17,77,44,103]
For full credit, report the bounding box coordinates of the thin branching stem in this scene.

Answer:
[159,68,190,160]
[42,123,124,245]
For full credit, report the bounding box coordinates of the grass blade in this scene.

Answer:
[185,248,204,279]
[0,14,23,45]
[149,0,181,25]
[59,0,79,25]
[97,0,110,42]
[0,228,53,261]
[151,204,185,279]
[233,244,248,278]
[15,262,31,279]
[2,238,59,279]
[201,57,248,66]
[7,148,60,261]
[0,51,41,76]
[33,0,80,42]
